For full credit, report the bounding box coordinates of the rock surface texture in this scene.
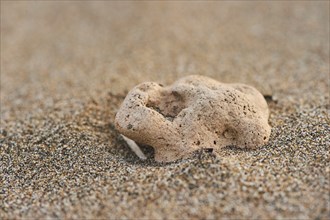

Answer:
[115,75,271,162]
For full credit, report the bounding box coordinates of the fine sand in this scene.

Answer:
[1,2,329,219]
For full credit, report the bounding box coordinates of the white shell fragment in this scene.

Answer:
[121,135,147,160]
[115,75,271,162]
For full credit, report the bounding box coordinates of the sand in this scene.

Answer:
[1,1,329,219]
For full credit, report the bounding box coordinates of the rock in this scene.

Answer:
[115,75,271,162]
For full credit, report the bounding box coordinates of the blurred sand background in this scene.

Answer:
[1,1,329,219]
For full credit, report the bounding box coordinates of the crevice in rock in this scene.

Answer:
[146,91,186,121]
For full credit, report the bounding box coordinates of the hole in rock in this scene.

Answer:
[146,91,186,121]
[205,148,213,153]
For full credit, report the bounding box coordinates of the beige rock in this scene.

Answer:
[115,75,271,162]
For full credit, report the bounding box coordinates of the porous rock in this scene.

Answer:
[115,75,271,162]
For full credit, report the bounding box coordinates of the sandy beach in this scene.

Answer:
[1,2,329,219]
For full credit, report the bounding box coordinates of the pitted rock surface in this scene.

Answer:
[115,75,271,162]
